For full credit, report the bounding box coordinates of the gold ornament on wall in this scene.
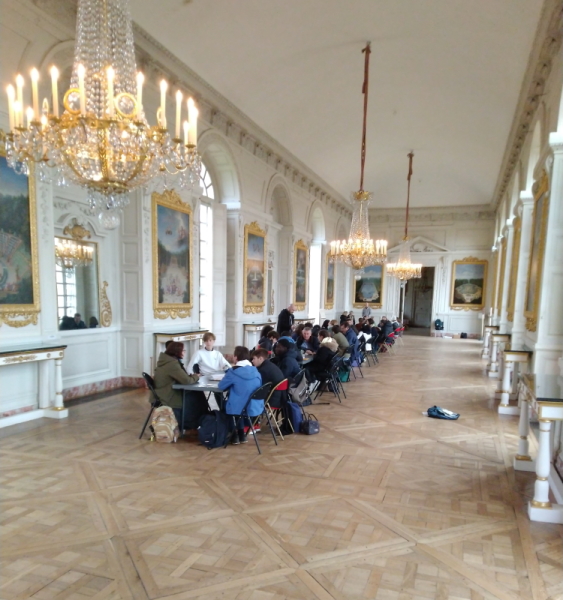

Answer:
[450,256,488,311]
[63,219,92,241]
[506,216,521,322]
[496,237,507,314]
[99,281,112,327]
[524,170,549,332]
[293,239,308,311]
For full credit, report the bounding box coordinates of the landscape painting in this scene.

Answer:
[0,154,40,326]
[450,258,487,309]
[152,190,193,319]
[353,264,383,308]
[293,240,308,309]
[243,222,266,313]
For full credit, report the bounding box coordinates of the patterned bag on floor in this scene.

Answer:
[150,406,179,442]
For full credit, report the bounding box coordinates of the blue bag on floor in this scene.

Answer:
[287,401,303,432]
[426,406,460,420]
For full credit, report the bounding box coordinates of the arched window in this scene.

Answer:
[200,163,215,200]
[199,162,214,330]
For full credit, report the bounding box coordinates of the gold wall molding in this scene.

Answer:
[243,221,266,315]
[4,354,38,364]
[63,219,92,241]
[100,281,113,327]
[506,217,521,322]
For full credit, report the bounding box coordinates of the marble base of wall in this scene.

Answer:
[1,404,36,419]
[63,377,146,401]
[431,331,481,339]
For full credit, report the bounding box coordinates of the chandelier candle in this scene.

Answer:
[4,0,202,227]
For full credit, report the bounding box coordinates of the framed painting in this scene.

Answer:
[450,257,488,310]
[353,264,384,308]
[293,239,308,311]
[325,253,335,310]
[506,216,521,322]
[524,171,549,332]
[243,221,266,314]
[0,147,40,328]
[152,189,193,319]
[496,237,507,313]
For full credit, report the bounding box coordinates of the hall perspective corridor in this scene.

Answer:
[1,337,562,600]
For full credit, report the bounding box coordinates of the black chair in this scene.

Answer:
[358,338,371,367]
[139,372,162,439]
[225,382,275,455]
[345,344,364,379]
[314,354,342,403]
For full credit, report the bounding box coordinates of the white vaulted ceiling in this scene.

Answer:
[130,0,544,209]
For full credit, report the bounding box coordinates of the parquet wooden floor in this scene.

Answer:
[1,336,562,600]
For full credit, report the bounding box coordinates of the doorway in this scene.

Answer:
[403,266,434,331]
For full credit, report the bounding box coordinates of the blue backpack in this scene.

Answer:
[198,411,230,449]
[286,401,303,433]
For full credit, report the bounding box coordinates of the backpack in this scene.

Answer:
[426,406,460,420]
[150,406,179,443]
[286,401,304,432]
[288,370,313,407]
[198,411,230,449]
[338,366,350,382]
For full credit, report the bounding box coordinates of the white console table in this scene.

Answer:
[0,342,68,427]
[498,346,532,415]
[243,321,276,349]
[482,324,499,358]
[514,373,563,523]
[153,329,208,370]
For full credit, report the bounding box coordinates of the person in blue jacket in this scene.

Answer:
[218,346,263,444]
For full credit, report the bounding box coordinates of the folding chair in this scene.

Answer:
[366,337,379,364]
[395,327,405,346]
[385,333,396,354]
[227,383,275,455]
[139,372,162,439]
[346,343,364,378]
[314,354,342,403]
[265,379,289,439]
[358,338,371,367]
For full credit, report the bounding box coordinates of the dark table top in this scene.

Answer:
[0,342,68,357]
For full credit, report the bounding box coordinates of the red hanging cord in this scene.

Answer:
[404,152,414,238]
[359,43,371,192]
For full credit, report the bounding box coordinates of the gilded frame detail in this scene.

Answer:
[152,189,193,320]
[450,256,488,311]
[293,239,308,311]
[243,221,267,314]
[524,171,549,332]
[324,253,335,310]
[496,237,507,313]
[352,264,384,309]
[0,143,40,328]
[506,216,521,322]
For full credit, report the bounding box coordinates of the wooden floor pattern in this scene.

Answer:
[1,336,562,600]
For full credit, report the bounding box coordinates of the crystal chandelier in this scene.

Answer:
[329,43,387,270]
[55,238,94,269]
[4,0,201,228]
[387,152,422,281]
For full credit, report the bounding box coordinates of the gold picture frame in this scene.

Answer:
[152,189,193,320]
[506,216,521,322]
[0,144,40,328]
[353,264,384,309]
[524,170,549,332]
[293,239,308,311]
[496,237,507,313]
[243,221,266,314]
[324,253,335,310]
[450,257,488,311]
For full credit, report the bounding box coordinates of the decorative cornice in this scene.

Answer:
[369,204,495,225]
[491,0,563,210]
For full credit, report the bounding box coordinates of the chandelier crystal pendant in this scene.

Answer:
[387,152,422,281]
[5,0,201,227]
[329,43,387,270]
[55,238,94,269]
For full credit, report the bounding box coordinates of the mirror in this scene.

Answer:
[55,237,100,330]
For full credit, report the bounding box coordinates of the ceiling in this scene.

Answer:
[130,0,544,209]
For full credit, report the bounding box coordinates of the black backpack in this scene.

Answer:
[198,411,230,449]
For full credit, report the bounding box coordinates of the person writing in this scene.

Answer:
[251,348,284,407]
[271,338,301,379]
[153,341,207,432]
[295,326,320,354]
[186,332,231,375]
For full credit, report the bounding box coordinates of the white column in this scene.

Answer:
[488,338,499,376]
[482,328,490,358]
[38,360,50,409]
[499,359,512,406]
[514,394,534,471]
[530,420,553,509]
[499,223,513,333]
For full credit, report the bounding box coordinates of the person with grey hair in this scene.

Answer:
[362,303,372,319]
[276,303,295,335]
[296,326,320,353]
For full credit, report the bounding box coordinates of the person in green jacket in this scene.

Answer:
[153,341,207,430]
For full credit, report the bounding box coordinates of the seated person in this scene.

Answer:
[73,313,87,329]
[186,332,231,375]
[376,317,394,343]
[265,330,280,352]
[257,325,274,351]
[321,319,330,329]
[59,315,75,330]
[296,326,320,354]
[153,341,207,431]
[304,329,337,379]
[391,316,401,331]
[251,348,284,407]
[89,316,99,328]
[292,323,305,341]
[218,346,263,444]
[331,324,349,356]
[271,338,301,380]
[341,321,360,363]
